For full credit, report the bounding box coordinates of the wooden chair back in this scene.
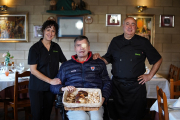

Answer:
[170,79,180,99]
[172,66,180,81]
[167,64,175,81]
[4,71,31,120]
[156,86,169,120]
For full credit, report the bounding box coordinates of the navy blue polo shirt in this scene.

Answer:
[28,38,67,91]
[103,34,161,80]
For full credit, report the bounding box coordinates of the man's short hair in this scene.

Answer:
[74,36,90,46]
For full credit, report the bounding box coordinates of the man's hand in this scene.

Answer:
[138,74,152,84]
[49,78,61,85]
[61,86,76,92]
[93,53,101,60]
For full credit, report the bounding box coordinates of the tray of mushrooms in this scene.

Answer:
[62,88,102,108]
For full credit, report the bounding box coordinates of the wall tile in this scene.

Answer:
[63,51,76,60]
[108,6,126,14]
[85,33,98,42]
[118,0,137,5]
[25,51,29,59]
[90,6,108,14]
[26,0,44,6]
[17,6,33,14]
[7,0,25,6]
[164,7,180,15]
[99,15,106,24]
[29,15,43,24]
[155,24,164,33]
[0,43,15,50]
[42,15,56,23]
[137,0,155,7]
[155,34,171,43]
[144,7,163,14]
[99,0,118,5]
[107,26,124,34]
[163,44,180,52]
[34,6,46,15]
[57,42,70,51]
[10,51,24,59]
[155,0,172,6]
[172,53,180,61]
[89,24,107,33]
[90,43,108,51]
[164,27,180,34]
[29,33,41,42]
[173,0,180,7]
[154,43,162,52]
[98,33,116,42]
[160,53,172,62]
[16,43,33,50]
[172,35,180,43]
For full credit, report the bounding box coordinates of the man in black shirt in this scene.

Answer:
[93,17,162,120]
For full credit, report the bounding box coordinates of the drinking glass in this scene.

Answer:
[19,62,24,72]
[11,64,17,73]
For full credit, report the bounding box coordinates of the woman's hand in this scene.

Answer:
[49,78,61,85]
[61,86,76,92]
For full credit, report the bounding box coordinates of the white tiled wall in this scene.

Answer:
[0,0,180,78]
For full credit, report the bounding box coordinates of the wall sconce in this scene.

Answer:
[0,5,8,11]
[136,6,147,12]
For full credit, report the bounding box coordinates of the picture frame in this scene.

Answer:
[106,14,121,26]
[127,14,155,46]
[0,12,28,42]
[159,15,174,27]
[33,25,43,38]
[56,16,84,38]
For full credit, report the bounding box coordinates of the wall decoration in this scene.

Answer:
[127,14,155,45]
[159,15,174,27]
[33,25,43,38]
[57,16,84,38]
[85,16,93,24]
[106,14,121,26]
[0,12,28,42]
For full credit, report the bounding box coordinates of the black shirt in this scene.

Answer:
[103,34,161,80]
[28,38,67,91]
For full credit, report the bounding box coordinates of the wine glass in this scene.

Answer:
[19,62,24,72]
[11,64,17,73]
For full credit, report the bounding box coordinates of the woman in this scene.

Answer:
[28,20,67,120]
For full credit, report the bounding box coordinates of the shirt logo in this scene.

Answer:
[53,50,58,52]
[135,53,141,56]
[91,67,95,71]
[71,70,76,72]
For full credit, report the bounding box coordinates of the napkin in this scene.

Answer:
[173,97,180,107]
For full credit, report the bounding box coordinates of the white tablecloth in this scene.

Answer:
[146,75,170,99]
[0,73,29,91]
[150,99,180,120]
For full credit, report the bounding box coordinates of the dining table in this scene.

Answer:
[145,74,170,99]
[0,72,29,99]
[150,99,180,120]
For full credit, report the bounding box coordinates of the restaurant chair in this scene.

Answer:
[170,79,180,99]
[4,71,31,120]
[172,66,180,81]
[156,86,169,120]
[167,64,175,81]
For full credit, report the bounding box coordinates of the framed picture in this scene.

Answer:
[106,14,121,26]
[127,14,155,46]
[159,15,174,27]
[0,12,28,42]
[33,25,43,38]
[57,16,84,38]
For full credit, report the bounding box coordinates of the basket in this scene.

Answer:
[62,88,102,110]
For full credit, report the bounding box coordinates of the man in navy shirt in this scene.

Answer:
[50,36,112,120]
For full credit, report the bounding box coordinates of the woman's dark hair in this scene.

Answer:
[74,35,90,46]
[41,20,59,37]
